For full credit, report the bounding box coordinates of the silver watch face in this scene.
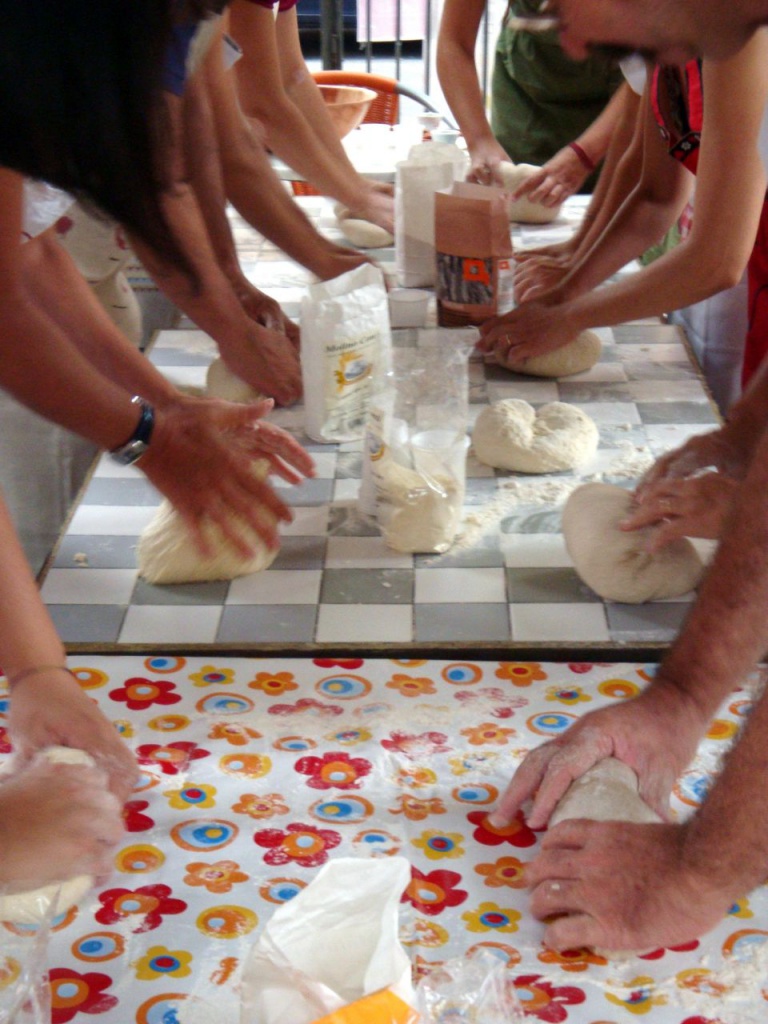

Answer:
[111,439,149,465]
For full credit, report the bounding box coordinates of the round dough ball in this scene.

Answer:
[562,482,705,602]
[513,330,602,378]
[337,216,394,249]
[498,161,562,224]
[472,400,598,473]
[0,747,96,924]
[206,357,264,404]
[550,757,661,827]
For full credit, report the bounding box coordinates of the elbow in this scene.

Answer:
[711,260,746,293]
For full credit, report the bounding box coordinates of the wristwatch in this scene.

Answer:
[109,396,155,465]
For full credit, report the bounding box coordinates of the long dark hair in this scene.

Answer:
[0,0,224,268]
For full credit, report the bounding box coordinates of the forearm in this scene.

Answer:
[570,82,632,171]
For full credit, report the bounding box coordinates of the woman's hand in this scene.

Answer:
[477,301,578,369]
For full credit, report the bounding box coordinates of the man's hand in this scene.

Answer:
[527,819,733,952]
[218,323,302,407]
[621,472,737,552]
[635,428,748,502]
[235,280,301,352]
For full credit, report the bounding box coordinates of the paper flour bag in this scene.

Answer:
[395,142,467,288]
[240,857,415,1024]
[301,263,392,443]
[435,181,514,326]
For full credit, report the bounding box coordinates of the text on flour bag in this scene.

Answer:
[434,182,515,327]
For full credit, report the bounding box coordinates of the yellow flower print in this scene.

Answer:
[460,722,515,746]
[395,766,438,789]
[462,902,521,934]
[495,663,547,687]
[403,919,450,949]
[388,795,446,821]
[164,783,216,810]
[385,674,437,697]
[248,671,298,696]
[604,976,666,1014]
[412,830,465,860]
[134,945,193,981]
[231,793,289,819]
[728,896,753,919]
[474,856,528,889]
[545,685,591,706]
[113,720,134,738]
[189,665,236,688]
[448,752,499,775]
[707,718,738,741]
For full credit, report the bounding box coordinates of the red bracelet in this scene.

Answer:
[569,141,596,173]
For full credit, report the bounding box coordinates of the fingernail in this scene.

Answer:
[487,813,505,829]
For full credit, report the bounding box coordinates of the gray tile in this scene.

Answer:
[613,324,681,345]
[558,382,636,403]
[636,402,718,425]
[47,604,125,643]
[415,545,504,569]
[320,568,413,604]
[217,604,317,642]
[80,478,161,506]
[284,478,335,506]
[606,600,693,639]
[270,536,327,570]
[150,347,211,366]
[132,578,230,605]
[54,535,139,569]
[328,505,382,537]
[623,361,697,381]
[465,478,500,502]
[414,602,511,641]
[335,451,363,479]
[507,567,598,603]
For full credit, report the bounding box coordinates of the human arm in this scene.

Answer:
[437,0,511,183]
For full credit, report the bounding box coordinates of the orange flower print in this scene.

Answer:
[248,672,298,697]
[460,722,515,746]
[208,723,262,746]
[538,946,607,972]
[231,793,289,820]
[475,856,528,889]
[385,674,437,698]
[183,860,248,895]
[495,663,548,687]
[395,766,438,789]
[388,795,446,821]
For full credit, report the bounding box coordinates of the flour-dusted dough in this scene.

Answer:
[472,400,598,473]
[562,482,705,602]
[550,757,661,827]
[335,204,395,248]
[137,460,279,584]
[512,330,602,378]
[206,357,264,404]
[0,747,95,924]
[498,161,562,224]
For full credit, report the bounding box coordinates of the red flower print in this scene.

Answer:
[380,731,451,759]
[403,867,468,916]
[49,967,117,1023]
[294,751,372,790]
[639,939,700,959]
[512,974,586,1022]
[95,884,186,933]
[269,698,343,717]
[123,799,155,832]
[253,823,341,867]
[467,810,538,848]
[109,676,181,711]
[313,658,364,669]
[135,741,209,775]
[0,726,11,754]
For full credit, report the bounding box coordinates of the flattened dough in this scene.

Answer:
[550,757,661,827]
[0,747,95,924]
[472,400,598,473]
[562,482,705,602]
[206,357,264,404]
[498,161,562,224]
[137,459,279,584]
[512,330,602,378]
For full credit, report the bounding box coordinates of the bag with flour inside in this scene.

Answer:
[435,181,514,326]
[395,142,467,288]
[301,263,391,443]
[365,329,476,553]
[239,857,416,1024]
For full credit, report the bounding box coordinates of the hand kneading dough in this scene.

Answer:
[137,460,278,584]
[334,204,394,248]
[206,357,264,404]
[550,757,661,827]
[498,161,562,224]
[562,482,705,602]
[511,330,602,378]
[0,747,96,924]
[472,400,598,473]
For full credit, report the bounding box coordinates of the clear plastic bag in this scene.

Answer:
[414,950,526,1023]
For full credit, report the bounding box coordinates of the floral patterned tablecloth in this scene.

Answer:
[1,657,766,1024]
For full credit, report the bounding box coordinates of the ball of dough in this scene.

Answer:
[137,460,279,584]
[498,161,562,224]
[0,747,96,924]
[562,482,705,602]
[512,330,602,378]
[472,400,598,473]
[338,217,394,249]
[550,757,661,827]
[206,357,264,404]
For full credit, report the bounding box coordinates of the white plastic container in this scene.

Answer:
[388,288,430,328]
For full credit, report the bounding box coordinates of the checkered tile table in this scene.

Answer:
[39,198,720,651]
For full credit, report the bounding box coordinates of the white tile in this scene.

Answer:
[326,536,412,569]
[316,604,412,642]
[227,569,322,605]
[305,452,337,479]
[617,344,689,363]
[566,363,628,383]
[67,505,157,536]
[625,380,710,402]
[279,505,330,537]
[577,402,642,425]
[415,567,506,604]
[119,605,222,643]
[91,456,145,480]
[644,424,715,450]
[153,329,216,353]
[501,534,572,568]
[486,380,560,404]
[156,366,208,391]
[41,568,138,605]
[333,478,361,502]
[511,603,609,642]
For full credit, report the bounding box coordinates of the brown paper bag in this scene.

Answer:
[435,182,515,326]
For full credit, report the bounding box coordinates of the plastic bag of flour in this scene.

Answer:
[301,263,392,443]
[366,329,476,553]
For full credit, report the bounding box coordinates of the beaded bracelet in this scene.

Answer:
[569,141,596,173]
[7,665,75,688]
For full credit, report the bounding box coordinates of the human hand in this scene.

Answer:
[218,323,302,407]
[8,668,137,803]
[235,281,300,353]
[465,139,510,185]
[512,145,588,208]
[527,819,732,952]
[0,759,124,892]
[477,301,577,369]
[513,256,571,303]
[621,472,737,552]
[347,185,395,235]
[635,428,747,502]
[140,395,315,558]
